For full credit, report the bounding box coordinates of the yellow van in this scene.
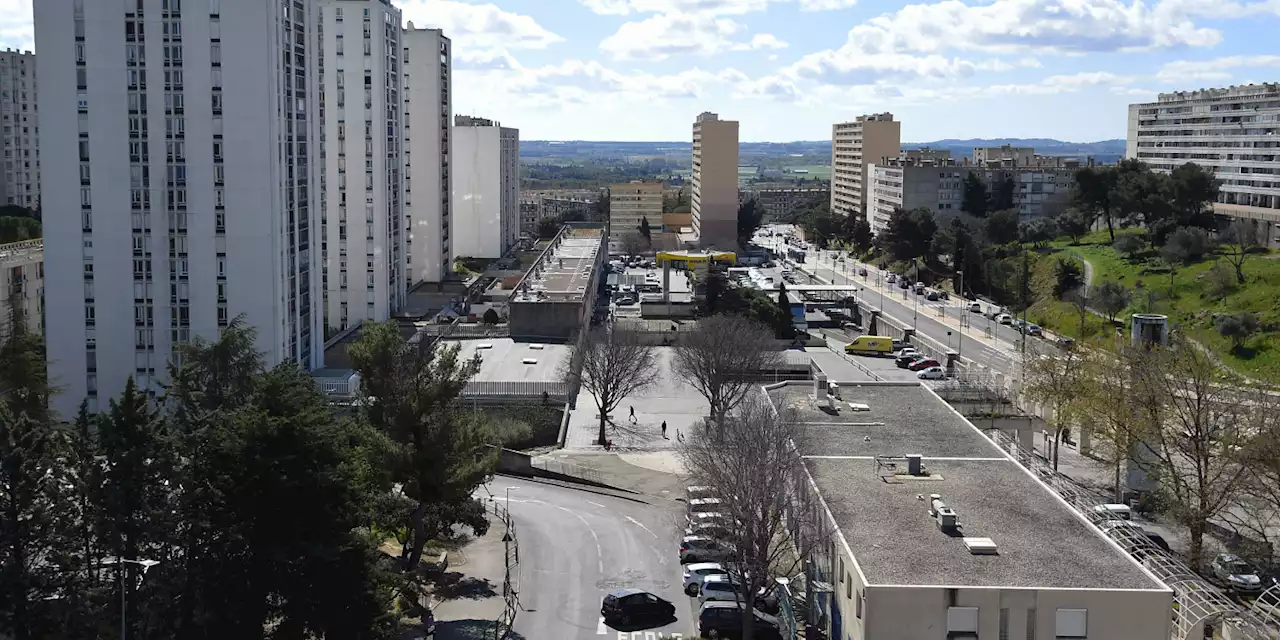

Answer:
[845,335,893,356]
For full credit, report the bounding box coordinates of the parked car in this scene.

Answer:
[969,302,983,313]
[601,589,676,626]
[698,575,744,606]
[683,563,729,596]
[858,268,868,276]
[892,339,907,351]
[908,358,942,371]
[681,535,731,564]
[917,366,947,380]
[914,282,926,294]
[895,353,921,368]
[894,347,918,359]
[1025,324,1043,337]
[1212,553,1264,594]
[997,314,1014,325]
[698,601,783,640]
[898,279,910,289]
[886,274,897,283]
[926,291,940,301]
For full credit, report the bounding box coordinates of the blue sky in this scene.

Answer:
[3,0,1279,142]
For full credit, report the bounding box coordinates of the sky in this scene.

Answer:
[2,0,1279,142]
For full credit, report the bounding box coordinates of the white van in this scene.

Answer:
[1093,503,1132,521]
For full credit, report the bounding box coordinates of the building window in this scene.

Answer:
[1055,609,1086,639]
[947,607,979,639]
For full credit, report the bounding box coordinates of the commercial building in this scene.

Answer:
[0,239,43,337]
[691,112,739,248]
[831,113,900,220]
[507,224,606,341]
[38,0,323,415]
[609,180,663,237]
[868,154,1078,235]
[742,183,828,222]
[1127,84,1280,248]
[766,382,1172,640]
[403,24,452,284]
[452,115,519,258]
[317,0,405,336]
[0,49,38,209]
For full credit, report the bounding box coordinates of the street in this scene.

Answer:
[501,477,695,640]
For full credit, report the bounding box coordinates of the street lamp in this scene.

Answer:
[102,557,159,640]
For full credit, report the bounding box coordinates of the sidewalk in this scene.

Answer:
[539,450,689,500]
[426,512,510,640]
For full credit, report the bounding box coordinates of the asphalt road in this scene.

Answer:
[501,477,695,640]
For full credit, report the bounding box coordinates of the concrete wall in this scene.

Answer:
[509,300,584,341]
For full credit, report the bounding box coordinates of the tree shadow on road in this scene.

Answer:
[425,619,529,640]
[430,572,499,600]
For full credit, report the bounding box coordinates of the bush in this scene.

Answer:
[1160,226,1215,265]
[1052,257,1084,299]
[1215,312,1259,350]
[1203,261,1237,300]
[489,416,534,449]
[1094,280,1131,322]
[1113,234,1144,260]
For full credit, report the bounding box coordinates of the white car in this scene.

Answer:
[683,563,729,596]
[894,347,918,359]
[698,575,743,606]
[997,313,1013,325]
[681,535,731,564]
[968,302,982,313]
[916,366,946,380]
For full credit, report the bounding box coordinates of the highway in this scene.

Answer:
[502,477,695,640]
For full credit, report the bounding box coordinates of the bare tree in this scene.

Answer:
[1217,219,1260,285]
[672,314,779,429]
[565,328,661,445]
[679,392,828,640]
[1125,340,1257,569]
[620,231,648,257]
[1065,285,1093,338]
[1020,344,1089,470]
[1076,350,1143,502]
[1222,389,1280,568]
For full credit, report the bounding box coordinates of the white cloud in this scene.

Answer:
[0,0,33,52]
[787,50,985,85]
[600,12,784,59]
[396,0,562,63]
[579,0,859,15]
[797,0,858,10]
[1156,55,1280,83]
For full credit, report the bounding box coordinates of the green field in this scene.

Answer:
[783,165,832,180]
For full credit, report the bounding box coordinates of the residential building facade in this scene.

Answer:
[974,144,1036,165]
[1127,84,1280,248]
[403,23,452,284]
[831,113,900,220]
[1,239,43,337]
[609,180,662,237]
[520,189,600,233]
[691,111,738,248]
[742,183,828,222]
[452,115,518,258]
[317,0,404,337]
[38,0,323,416]
[0,49,38,209]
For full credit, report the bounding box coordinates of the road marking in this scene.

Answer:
[587,500,607,508]
[624,515,659,539]
[597,617,608,635]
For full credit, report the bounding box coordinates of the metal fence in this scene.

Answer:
[462,381,570,401]
[487,498,520,640]
[531,457,604,486]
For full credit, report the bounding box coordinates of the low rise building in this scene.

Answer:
[507,224,606,341]
[766,382,1172,640]
[742,183,828,222]
[609,180,663,238]
[0,239,43,337]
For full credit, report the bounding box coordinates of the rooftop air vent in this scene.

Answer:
[963,537,998,555]
[907,454,923,476]
[930,493,959,532]
[476,343,493,350]
[529,344,545,350]
[522,358,537,365]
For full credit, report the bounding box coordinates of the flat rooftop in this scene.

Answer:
[450,338,568,383]
[769,383,1164,590]
[514,228,602,304]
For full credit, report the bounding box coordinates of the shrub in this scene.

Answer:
[1113,234,1144,260]
[1160,227,1215,265]
[1215,312,1259,350]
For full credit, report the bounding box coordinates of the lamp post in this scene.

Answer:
[104,557,159,640]
[912,258,920,331]
[955,271,964,359]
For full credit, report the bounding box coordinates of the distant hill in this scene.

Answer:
[904,138,1126,163]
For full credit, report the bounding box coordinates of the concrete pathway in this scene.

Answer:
[429,513,512,640]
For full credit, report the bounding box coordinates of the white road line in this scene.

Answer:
[587,500,607,508]
[624,515,660,539]
[597,617,608,635]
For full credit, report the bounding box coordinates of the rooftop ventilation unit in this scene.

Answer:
[962,537,998,555]
[907,454,923,476]
[929,493,959,532]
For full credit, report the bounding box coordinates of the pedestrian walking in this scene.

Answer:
[629,405,636,423]
[661,421,667,438]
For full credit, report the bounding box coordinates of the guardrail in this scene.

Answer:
[531,457,604,486]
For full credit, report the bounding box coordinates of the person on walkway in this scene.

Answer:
[629,405,636,423]
[661,421,667,438]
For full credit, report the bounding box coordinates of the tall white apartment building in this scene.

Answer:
[451,115,518,259]
[317,0,404,336]
[403,24,452,285]
[37,0,322,416]
[1127,84,1280,248]
[1,239,44,337]
[0,49,39,209]
[831,113,900,220]
[691,111,739,248]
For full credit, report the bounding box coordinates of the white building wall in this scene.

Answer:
[317,0,403,336]
[500,126,519,251]
[0,49,39,209]
[38,0,322,418]
[451,121,504,259]
[403,26,451,284]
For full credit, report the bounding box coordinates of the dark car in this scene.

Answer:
[925,291,940,301]
[601,589,676,627]
[895,353,920,368]
[858,268,868,276]
[698,601,782,640]
[908,358,941,371]
[897,280,909,289]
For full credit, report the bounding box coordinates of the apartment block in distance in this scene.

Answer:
[1127,84,1280,248]
[831,113,900,220]
[452,115,518,259]
[0,49,39,209]
[609,180,662,238]
[403,23,452,285]
[317,0,405,336]
[765,382,1172,640]
[691,112,739,248]
[37,0,323,416]
[1,239,43,337]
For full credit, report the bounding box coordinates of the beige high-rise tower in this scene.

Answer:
[831,113,901,221]
[691,112,739,248]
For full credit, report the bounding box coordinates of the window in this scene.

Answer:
[947,607,979,638]
[80,187,91,207]
[1000,609,1009,640]
[210,42,220,65]
[335,7,343,21]
[1027,607,1037,640]
[85,303,96,326]
[336,35,343,55]
[1055,609,1086,639]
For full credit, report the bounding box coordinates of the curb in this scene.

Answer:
[496,472,674,505]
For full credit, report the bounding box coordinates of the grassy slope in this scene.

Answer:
[1027,229,1280,382]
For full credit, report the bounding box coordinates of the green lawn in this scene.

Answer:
[783,165,832,180]
[1039,230,1280,382]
